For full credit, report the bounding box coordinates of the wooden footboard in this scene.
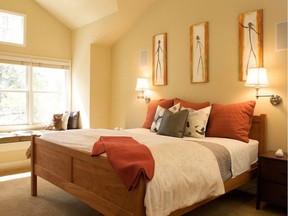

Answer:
[31,136,146,215]
[31,114,266,216]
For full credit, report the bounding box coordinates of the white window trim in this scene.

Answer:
[0,9,26,47]
[0,52,71,131]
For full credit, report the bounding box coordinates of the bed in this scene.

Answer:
[31,98,266,215]
[30,111,266,216]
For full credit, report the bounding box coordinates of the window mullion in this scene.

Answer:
[28,62,33,125]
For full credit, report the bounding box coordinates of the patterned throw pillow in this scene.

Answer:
[150,103,180,132]
[183,106,211,138]
[142,99,174,129]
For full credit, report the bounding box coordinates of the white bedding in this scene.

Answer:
[39,128,258,216]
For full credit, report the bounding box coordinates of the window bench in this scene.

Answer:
[0,131,42,176]
[0,131,43,144]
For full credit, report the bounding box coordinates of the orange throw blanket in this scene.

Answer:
[91,136,155,191]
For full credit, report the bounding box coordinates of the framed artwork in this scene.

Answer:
[152,33,167,85]
[239,9,263,81]
[190,22,209,83]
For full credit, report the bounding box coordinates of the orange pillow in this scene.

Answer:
[142,99,174,129]
[206,101,256,143]
[173,98,210,110]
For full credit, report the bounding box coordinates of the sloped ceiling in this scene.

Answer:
[34,0,157,30]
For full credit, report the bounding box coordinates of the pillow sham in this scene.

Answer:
[151,103,180,132]
[183,106,211,138]
[206,101,256,143]
[157,109,189,138]
[46,111,76,131]
[173,98,210,110]
[62,112,70,130]
[68,111,79,129]
[142,99,174,129]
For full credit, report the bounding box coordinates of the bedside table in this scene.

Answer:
[256,151,287,209]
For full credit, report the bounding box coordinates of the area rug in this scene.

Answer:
[0,173,286,216]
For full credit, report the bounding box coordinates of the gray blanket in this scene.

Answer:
[197,141,232,182]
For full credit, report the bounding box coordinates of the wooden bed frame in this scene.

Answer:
[30,114,266,216]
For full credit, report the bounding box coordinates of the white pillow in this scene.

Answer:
[150,103,180,132]
[61,112,70,130]
[183,106,211,138]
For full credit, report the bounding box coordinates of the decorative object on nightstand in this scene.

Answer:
[275,148,284,157]
[256,151,287,209]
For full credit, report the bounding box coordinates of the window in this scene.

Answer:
[0,10,25,46]
[0,54,71,127]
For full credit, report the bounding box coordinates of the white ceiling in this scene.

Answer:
[34,0,118,29]
[34,0,156,30]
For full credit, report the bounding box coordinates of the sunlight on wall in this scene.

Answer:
[73,85,89,128]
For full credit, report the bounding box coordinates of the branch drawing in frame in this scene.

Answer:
[152,33,167,85]
[239,9,263,81]
[190,22,209,83]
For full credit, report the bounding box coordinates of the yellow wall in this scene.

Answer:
[2,0,286,152]
[0,0,71,59]
[90,44,111,128]
[0,0,71,175]
[71,0,156,128]
[110,0,287,151]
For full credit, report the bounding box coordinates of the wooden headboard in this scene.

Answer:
[249,114,266,155]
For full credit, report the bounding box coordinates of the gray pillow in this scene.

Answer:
[157,109,189,138]
[67,111,79,129]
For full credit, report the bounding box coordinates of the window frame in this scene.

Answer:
[0,52,71,131]
[0,9,26,47]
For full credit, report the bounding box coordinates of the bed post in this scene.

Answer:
[31,135,37,196]
[257,114,267,154]
[133,176,146,215]
[249,114,266,155]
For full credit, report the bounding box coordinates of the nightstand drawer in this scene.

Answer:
[257,151,288,209]
[261,158,287,185]
[261,181,287,207]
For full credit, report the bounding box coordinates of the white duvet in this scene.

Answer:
[40,128,257,216]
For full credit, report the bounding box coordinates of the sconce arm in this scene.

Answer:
[137,91,150,103]
[255,88,282,105]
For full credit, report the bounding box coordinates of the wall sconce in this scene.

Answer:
[245,67,282,105]
[135,78,151,103]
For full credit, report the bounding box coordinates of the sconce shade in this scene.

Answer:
[245,67,268,87]
[135,78,149,91]
[245,67,282,105]
[135,78,151,103]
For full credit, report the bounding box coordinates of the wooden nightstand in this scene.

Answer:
[256,151,287,209]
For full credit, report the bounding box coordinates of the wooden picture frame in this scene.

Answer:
[239,9,263,81]
[190,22,209,83]
[152,33,167,85]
